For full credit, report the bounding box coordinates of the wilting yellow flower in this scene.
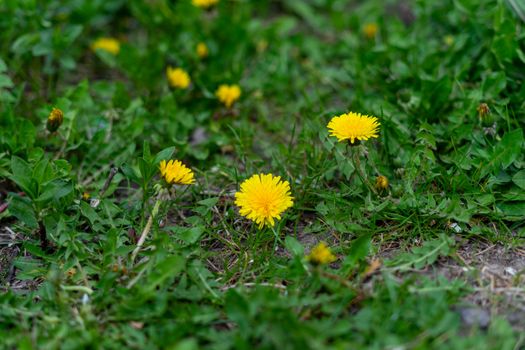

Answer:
[46,107,64,132]
[216,84,241,108]
[363,23,378,39]
[66,268,77,277]
[477,103,490,119]
[196,42,209,58]
[192,0,219,8]
[327,111,380,144]
[166,67,191,89]
[375,175,389,191]
[91,37,120,55]
[235,174,293,228]
[307,242,336,265]
[159,160,195,185]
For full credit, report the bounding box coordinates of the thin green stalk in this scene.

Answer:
[349,145,377,195]
[270,225,285,254]
[131,198,162,264]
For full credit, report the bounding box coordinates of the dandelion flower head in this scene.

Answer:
[91,37,120,55]
[196,42,209,58]
[307,242,336,265]
[46,107,64,132]
[235,173,293,228]
[375,175,389,191]
[327,111,380,144]
[216,84,241,108]
[166,67,191,89]
[192,0,219,8]
[159,160,195,185]
[363,23,378,39]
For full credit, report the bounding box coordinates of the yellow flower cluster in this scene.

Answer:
[216,84,241,108]
[91,37,120,55]
[156,161,293,229]
[166,67,191,89]
[192,0,219,8]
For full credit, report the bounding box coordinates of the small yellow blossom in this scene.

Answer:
[235,173,293,228]
[82,192,91,201]
[216,84,241,108]
[159,160,195,185]
[196,42,209,58]
[375,175,389,191]
[91,37,120,55]
[307,242,336,265]
[192,0,219,8]
[46,107,64,132]
[166,67,191,89]
[363,23,378,39]
[443,35,454,46]
[327,111,380,144]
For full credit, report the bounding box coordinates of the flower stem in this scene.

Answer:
[350,145,377,195]
[270,226,285,254]
[131,198,162,263]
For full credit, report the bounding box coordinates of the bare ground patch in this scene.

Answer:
[376,239,525,331]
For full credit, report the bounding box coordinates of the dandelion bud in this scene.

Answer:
[477,103,493,126]
[477,103,490,118]
[46,107,63,132]
[375,175,389,191]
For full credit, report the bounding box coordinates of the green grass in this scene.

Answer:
[1,0,525,349]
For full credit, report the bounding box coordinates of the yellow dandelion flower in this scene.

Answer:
[196,42,209,58]
[159,160,195,185]
[307,242,336,265]
[327,111,380,144]
[375,175,389,191]
[91,37,120,55]
[192,0,219,8]
[166,67,191,89]
[216,84,241,108]
[46,107,63,132]
[363,23,378,39]
[235,173,293,228]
